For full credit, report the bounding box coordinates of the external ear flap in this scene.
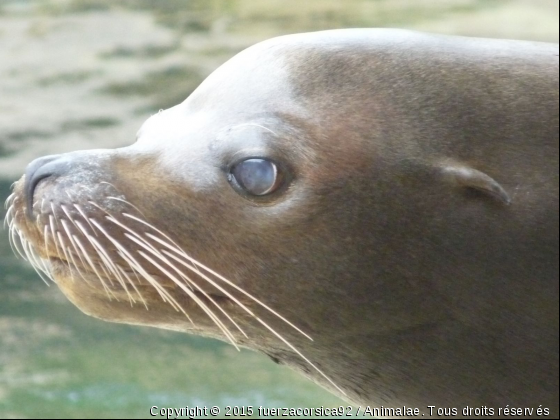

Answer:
[440,162,512,205]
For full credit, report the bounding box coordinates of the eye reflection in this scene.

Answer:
[231,158,280,196]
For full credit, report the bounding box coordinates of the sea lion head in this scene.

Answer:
[9,30,413,397]
[6,29,559,409]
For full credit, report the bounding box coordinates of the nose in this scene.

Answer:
[24,154,70,219]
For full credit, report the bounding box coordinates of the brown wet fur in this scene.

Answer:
[7,30,559,416]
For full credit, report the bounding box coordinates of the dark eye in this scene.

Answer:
[231,158,281,196]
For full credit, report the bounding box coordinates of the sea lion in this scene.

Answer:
[5,29,559,416]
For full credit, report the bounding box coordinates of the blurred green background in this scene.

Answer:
[0,1,558,418]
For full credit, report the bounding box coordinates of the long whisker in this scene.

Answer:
[73,204,98,237]
[160,249,255,334]
[50,202,61,229]
[142,227,314,342]
[4,192,15,210]
[91,238,136,304]
[58,219,93,285]
[48,215,63,261]
[71,221,117,300]
[41,226,58,283]
[90,209,241,344]
[23,210,56,281]
[106,196,146,219]
[115,248,189,316]
[3,203,15,229]
[20,238,50,286]
[55,232,77,283]
[85,218,188,316]
[99,215,241,346]
[79,226,136,305]
[137,249,239,349]
[6,209,21,259]
[8,213,52,283]
[10,213,28,261]
[82,204,193,312]
[255,317,346,396]
[77,232,120,293]
[123,212,313,341]
[75,230,117,288]
[122,229,247,341]
[116,265,148,310]
[57,208,92,284]
[101,217,192,293]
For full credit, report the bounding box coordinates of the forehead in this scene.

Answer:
[138,31,380,139]
[183,42,297,117]
[135,41,310,145]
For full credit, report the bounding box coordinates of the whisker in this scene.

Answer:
[4,192,15,209]
[58,219,92,285]
[78,234,117,288]
[58,207,92,280]
[99,218,240,344]
[55,232,77,283]
[137,249,239,349]
[99,181,120,192]
[48,215,63,261]
[10,216,28,260]
[62,209,124,291]
[20,239,50,286]
[19,237,33,262]
[144,229,313,342]
[3,204,15,229]
[71,236,98,285]
[87,217,185,313]
[98,210,240,346]
[82,216,185,314]
[121,229,247,341]
[5,211,19,258]
[85,203,194,311]
[42,226,58,282]
[71,221,118,300]
[91,238,136,305]
[7,223,21,259]
[256,317,346,396]
[106,196,146,218]
[19,236,36,265]
[103,215,192,292]
[116,265,148,310]
[50,202,61,229]
[159,249,251,337]
[115,248,188,316]
[24,221,55,280]
[85,231,136,305]
[73,204,98,236]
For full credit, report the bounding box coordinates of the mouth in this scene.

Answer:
[9,219,253,347]
[5,188,246,333]
[48,254,236,307]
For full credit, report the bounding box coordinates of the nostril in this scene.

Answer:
[24,154,64,219]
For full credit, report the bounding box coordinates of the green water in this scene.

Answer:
[0,1,557,418]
